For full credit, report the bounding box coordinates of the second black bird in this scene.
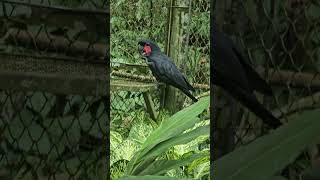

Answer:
[138,39,198,102]
[212,24,282,129]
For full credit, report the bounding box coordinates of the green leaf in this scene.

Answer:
[143,96,209,149]
[118,175,193,180]
[138,153,208,176]
[112,139,140,166]
[191,160,210,179]
[143,125,209,160]
[126,96,209,175]
[110,131,123,150]
[128,121,154,145]
[215,109,320,180]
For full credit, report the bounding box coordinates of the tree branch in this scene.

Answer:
[4,28,107,60]
[272,91,320,119]
[111,71,210,90]
[257,67,320,88]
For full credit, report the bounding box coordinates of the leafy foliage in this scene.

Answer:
[215,110,320,180]
[111,96,210,179]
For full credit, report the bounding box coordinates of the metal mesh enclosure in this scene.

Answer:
[110,0,210,122]
[0,1,108,179]
[110,0,166,138]
[184,0,210,86]
[213,0,320,170]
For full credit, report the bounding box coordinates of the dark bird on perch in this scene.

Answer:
[212,24,282,129]
[138,39,198,102]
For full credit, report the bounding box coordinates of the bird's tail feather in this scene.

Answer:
[181,88,198,102]
[183,76,196,92]
[226,86,281,128]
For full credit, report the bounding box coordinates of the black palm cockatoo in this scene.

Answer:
[138,39,198,102]
[212,25,282,129]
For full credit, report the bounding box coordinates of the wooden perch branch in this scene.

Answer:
[257,67,320,88]
[111,71,210,90]
[113,67,320,91]
[111,71,155,82]
[0,54,108,96]
[112,67,320,92]
[4,28,107,60]
[272,91,320,119]
[0,0,108,35]
[1,0,109,14]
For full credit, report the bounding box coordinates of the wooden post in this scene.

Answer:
[142,92,157,120]
[162,0,189,113]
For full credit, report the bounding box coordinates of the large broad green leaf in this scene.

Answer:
[142,125,209,161]
[142,96,209,149]
[137,153,208,176]
[113,139,140,164]
[126,96,210,174]
[118,175,193,180]
[191,160,210,179]
[215,109,320,180]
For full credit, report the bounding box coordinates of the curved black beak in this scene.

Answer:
[138,44,144,55]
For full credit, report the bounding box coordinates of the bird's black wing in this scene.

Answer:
[214,31,273,96]
[147,54,198,102]
[152,54,195,92]
[213,32,253,93]
[222,80,281,128]
[213,30,281,128]
[232,46,273,96]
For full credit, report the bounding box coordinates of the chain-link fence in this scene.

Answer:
[213,0,320,173]
[110,0,210,122]
[0,1,108,179]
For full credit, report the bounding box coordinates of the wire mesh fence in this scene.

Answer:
[213,0,320,171]
[0,0,108,179]
[110,0,210,122]
[110,0,167,132]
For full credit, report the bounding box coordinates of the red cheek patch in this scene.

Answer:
[144,45,152,55]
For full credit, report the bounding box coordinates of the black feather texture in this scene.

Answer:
[138,39,198,102]
[212,25,281,129]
